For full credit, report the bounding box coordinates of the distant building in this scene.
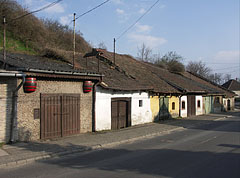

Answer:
[222,79,240,99]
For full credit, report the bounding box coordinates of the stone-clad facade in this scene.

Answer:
[16,77,93,141]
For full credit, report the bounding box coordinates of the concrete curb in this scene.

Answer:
[0,126,185,169]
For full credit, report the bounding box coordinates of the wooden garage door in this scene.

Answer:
[41,94,80,139]
[111,98,131,130]
[187,95,196,117]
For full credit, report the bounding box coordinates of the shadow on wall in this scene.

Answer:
[17,127,32,142]
[213,102,223,113]
[213,97,234,113]
[235,98,240,109]
[1,78,17,143]
[154,102,172,122]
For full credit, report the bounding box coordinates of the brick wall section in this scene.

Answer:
[17,78,93,141]
[0,77,17,143]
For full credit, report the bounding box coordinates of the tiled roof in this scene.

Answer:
[78,51,154,91]
[141,62,213,94]
[183,72,235,97]
[83,49,181,94]
[0,53,101,76]
[86,49,223,95]
[222,80,240,91]
[1,50,234,96]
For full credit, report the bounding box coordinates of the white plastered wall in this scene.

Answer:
[196,95,203,115]
[95,86,152,131]
[180,96,187,118]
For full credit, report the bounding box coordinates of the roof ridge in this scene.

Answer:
[228,80,234,90]
[96,53,137,80]
[188,71,235,95]
[141,62,185,92]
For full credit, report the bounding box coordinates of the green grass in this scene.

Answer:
[0,31,37,55]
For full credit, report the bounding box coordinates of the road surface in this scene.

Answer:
[0,115,239,178]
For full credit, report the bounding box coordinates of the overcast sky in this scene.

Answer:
[16,0,240,79]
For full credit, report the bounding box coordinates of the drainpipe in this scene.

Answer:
[179,95,182,118]
[10,75,26,143]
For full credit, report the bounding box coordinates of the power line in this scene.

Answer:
[183,60,239,65]
[183,61,239,65]
[75,0,110,20]
[213,66,239,71]
[227,69,240,73]
[10,0,63,22]
[116,0,160,41]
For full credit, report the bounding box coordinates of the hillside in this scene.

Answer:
[0,0,91,57]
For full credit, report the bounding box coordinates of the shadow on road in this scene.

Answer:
[158,114,240,133]
[1,112,239,177]
[34,147,240,178]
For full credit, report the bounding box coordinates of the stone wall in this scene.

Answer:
[0,77,17,143]
[17,78,93,141]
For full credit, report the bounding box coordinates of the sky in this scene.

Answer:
[16,0,240,80]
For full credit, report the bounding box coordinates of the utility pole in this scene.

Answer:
[3,16,6,68]
[73,13,76,69]
[113,38,116,64]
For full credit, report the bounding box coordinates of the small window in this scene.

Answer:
[172,102,175,110]
[197,100,201,108]
[34,108,40,119]
[139,100,143,107]
[182,101,185,110]
[215,97,220,103]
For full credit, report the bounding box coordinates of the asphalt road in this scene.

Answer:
[1,115,239,178]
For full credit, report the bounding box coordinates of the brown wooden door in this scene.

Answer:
[111,100,118,130]
[111,98,131,130]
[187,95,196,117]
[62,94,80,136]
[118,101,127,129]
[41,94,80,139]
[227,99,231,111]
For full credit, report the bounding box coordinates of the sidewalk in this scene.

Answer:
[0,112,236,168]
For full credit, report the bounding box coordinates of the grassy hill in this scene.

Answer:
[0,0,91,58]
[0,30,36,54]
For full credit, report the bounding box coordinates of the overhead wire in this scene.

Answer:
[116,0,160,41]
[183,59,239,65]
[75,0,110,20]
[65,0,110,47]
[9,0,63,22]
[226,69,240,74]
[213,66,239,71]
[67,0,109,28]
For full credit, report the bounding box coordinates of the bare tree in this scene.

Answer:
[186,61,229,84]
[137,43,152,62]
[186,61,212,78]
[154,51,185,73]
[208,73,223,85]
[98,42,107,50]
[223,74,231,83]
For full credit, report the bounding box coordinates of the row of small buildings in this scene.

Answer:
[0,49,235,142]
